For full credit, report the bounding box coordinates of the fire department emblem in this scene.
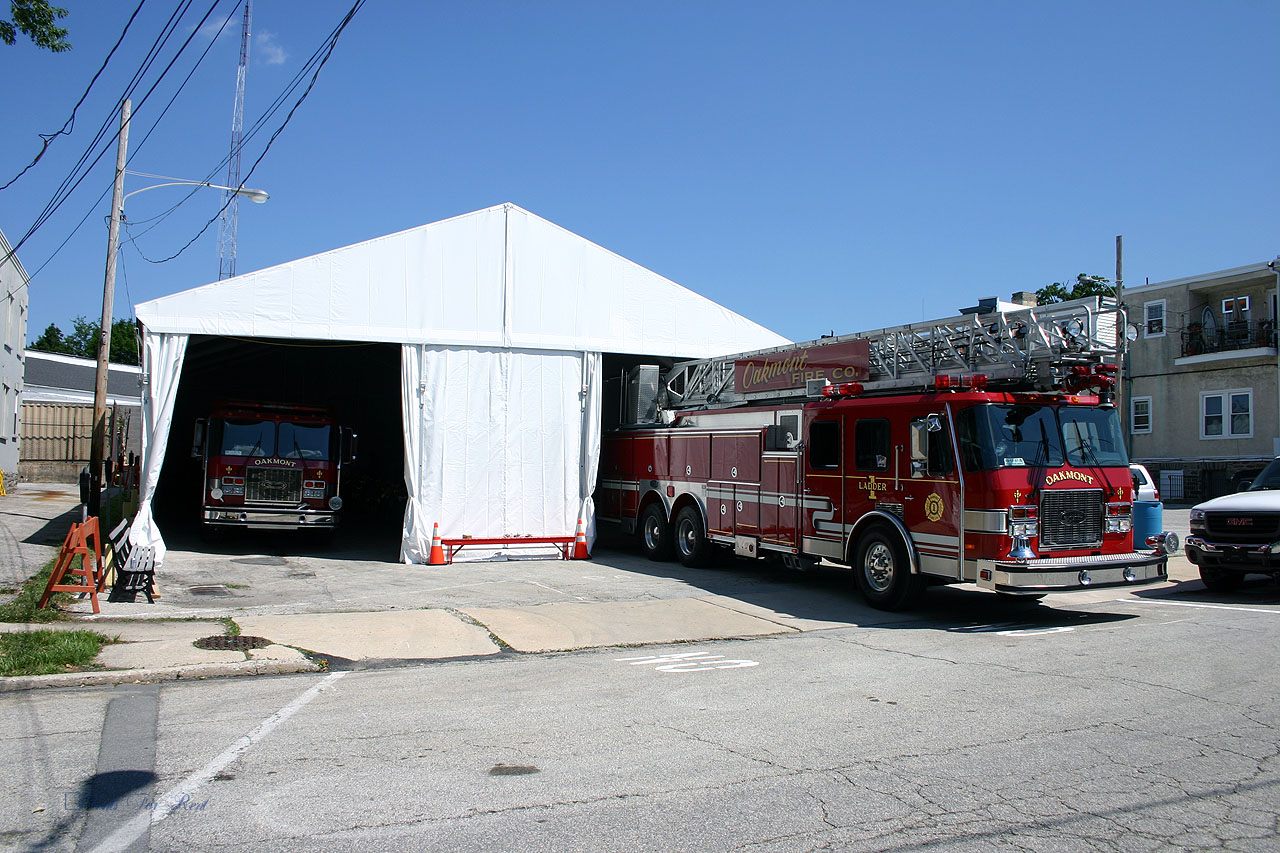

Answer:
[924,493,945,522]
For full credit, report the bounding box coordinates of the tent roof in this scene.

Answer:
[135,203,789,358]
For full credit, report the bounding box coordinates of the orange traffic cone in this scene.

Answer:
[571,518,589,560]
[427,523,446,565]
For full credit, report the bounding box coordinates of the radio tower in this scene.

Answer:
[217,0,252,280]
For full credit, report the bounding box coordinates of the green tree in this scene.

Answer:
[28,317,139,365]
[29,322,73,354]
[1036,273,1114,306]
[0,1,70,51]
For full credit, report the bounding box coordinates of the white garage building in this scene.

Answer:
[131,203,788,566]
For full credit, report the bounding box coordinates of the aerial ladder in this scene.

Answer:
[653,294,1124,416]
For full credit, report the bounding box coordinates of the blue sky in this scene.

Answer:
[2,0,1277,344]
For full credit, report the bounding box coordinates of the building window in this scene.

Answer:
[1144,300,1166,337]
[1201,389,1252,439]
[1222,296,1251,324]
[1131,396,1152,434]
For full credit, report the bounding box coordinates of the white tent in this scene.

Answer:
[133,203,790,565]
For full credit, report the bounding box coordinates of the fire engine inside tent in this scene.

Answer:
[130,203,789,567]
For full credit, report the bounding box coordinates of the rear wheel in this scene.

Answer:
[1199,565,1245,593]
[639,504,673,561]
[674,506,715,568]
[853,524,925,611]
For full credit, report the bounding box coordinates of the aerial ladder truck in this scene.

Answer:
[598,294,1177,610]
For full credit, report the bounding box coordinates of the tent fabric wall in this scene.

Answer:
[400,345,601,563]
[126,331,189,567]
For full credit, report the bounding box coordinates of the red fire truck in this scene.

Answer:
[192,401,356,532]
[599,295,1177,610]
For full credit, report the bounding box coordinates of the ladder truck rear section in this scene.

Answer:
[598,294,1177,611]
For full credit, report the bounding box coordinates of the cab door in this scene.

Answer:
[902,410,963,580]
[800,413,845,561]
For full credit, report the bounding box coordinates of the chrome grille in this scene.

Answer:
[1205,512,1280,543]
[1039,489,1103,549]
[246,468,303,504]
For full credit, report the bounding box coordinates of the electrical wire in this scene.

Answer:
[3,0,229,271]
[0,0,150,191]
[133,0,366,265]
[10,0,238,287]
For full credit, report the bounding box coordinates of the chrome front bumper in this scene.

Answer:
[976,551,1168,594]
[203,506,337,530]
[1184,536,1280,568]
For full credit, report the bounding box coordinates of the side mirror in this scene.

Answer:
[926,413,943,433]
[191,418,206,459]
[345,430,359,464]
[909,419,928,476]
[1237,480,1253,492]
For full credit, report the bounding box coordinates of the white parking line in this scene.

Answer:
[88,671,349,853]
[1125,599,1280,616]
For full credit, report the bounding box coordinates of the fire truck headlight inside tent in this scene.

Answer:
[1007,505,1038,538]
[1106,502,1133,534]
[303,480,326,498]
[221,476,245,496]
[328,496,343,511]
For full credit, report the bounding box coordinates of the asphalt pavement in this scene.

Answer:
[0,482,1221,691]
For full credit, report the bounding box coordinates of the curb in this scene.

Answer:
[0,658,321,692]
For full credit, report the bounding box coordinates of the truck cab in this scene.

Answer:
[192,401,356,532]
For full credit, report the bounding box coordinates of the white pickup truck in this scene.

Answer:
[1185,457,1280,591]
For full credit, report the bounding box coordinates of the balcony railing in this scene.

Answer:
[1181,320,1276,357]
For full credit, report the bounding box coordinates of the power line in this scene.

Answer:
[3,0,229,271]
[0,0,150,191]
[8,0,238,288]
[133,0,366,266]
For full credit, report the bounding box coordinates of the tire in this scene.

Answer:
[639,504,673,561]
[673,506,715,568]
[1199,565,1245,593]
[853,524,925,611]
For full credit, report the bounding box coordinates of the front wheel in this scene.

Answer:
[853,525,924,611]
[673,506,715,568]
[1199,565,1245,593]
[639,504,673,561]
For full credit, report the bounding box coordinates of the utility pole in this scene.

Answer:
[88,97,130,517]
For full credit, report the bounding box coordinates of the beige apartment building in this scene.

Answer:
[1124,259,1280,501]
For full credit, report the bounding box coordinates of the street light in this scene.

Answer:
[87,97,270,518]
[122,171,270,206]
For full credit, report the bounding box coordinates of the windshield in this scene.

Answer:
[219,419,275,457]
[956,404,1128,471]
[279,423,331,460]
[1247,460,1280,491]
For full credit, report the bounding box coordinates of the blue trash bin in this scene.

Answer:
[1133,500,1163,546]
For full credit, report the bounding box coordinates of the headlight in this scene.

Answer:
[1190,508,1205,523]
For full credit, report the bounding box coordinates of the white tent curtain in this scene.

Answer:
[401,345,602,563]
[126,331,189,567]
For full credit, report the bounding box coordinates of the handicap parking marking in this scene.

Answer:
[616,650,760,672]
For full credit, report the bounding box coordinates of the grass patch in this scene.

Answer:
[220,616,241,637]
[0,557,72,623]
[0,630,115,677]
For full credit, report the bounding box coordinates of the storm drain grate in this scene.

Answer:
[194,635,272,651]
[187,585,232,597]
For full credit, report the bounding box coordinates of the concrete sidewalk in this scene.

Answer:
[1,482,1210,691]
